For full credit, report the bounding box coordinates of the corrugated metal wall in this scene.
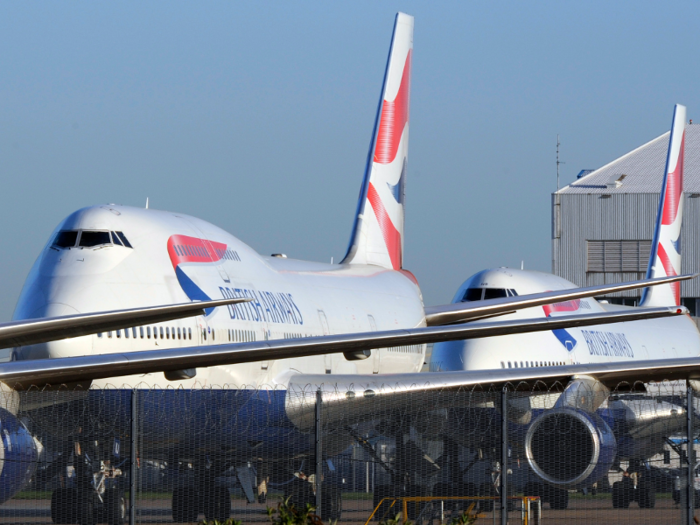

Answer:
[552,193,700,298]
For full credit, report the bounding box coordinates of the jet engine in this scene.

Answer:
[524,408,615,489]
[0,407,39,504]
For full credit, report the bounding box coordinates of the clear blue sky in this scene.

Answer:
[1,2,699,321]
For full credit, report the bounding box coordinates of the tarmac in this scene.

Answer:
[0,494,695,524]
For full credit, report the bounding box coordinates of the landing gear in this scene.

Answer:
[50,437,125,525]
[77,493,96,525]
[101,489,127,525]
[172,487,199,523]
[285,472,343,521]
[637,483,656,509]
[203,486,231,522]
[51,488,78,524]
[322,484,343,521]
[478,482,495,512]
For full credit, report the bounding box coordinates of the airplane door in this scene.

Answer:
[318,310,331,374]
[202,238,231,283]
[368,315,380,374]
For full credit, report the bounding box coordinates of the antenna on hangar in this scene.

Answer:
[556,134,565,190]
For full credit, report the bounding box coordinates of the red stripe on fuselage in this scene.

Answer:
[367,182,402,270]
[662,133,685,225]
[542,298,580,317]
[167,235,226,270]
[374,50,412,165]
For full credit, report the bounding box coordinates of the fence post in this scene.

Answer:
[315,389,323,516]
[688,385,695,525]
[130,388,138,525]
[501,388,508,525]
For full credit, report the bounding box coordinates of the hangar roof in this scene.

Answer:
[557,124,700,194]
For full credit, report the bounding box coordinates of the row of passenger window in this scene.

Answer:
[99,326,192,340]
[216,248,241,261]
[53,230,132,249]
[99,326,262,344]
[226,329,256,342]
[173,244,241,262]
[501,360,565,368]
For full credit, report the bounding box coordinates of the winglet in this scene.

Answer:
[641,104,687,307]
[342,13,413,270]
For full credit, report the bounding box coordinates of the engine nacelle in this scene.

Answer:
[0,407,38,504]
[525,408,615,490]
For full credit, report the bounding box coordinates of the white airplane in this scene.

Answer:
[430,104,697,509]
[0,12,695,524]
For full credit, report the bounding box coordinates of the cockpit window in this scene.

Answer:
[51,229,133,250]
[462,288,483,302]
[110,231,123,246]
[115,231,132,248]
[461,288,518,302]
[483,288,508,300]
[53,230,78,248]
[79,231,111,247]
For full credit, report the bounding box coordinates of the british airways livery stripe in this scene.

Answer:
[167,235,228,314]
[167,235,304,324]
[542,298,581,351]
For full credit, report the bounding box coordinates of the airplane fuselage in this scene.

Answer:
[430,268,700,373]
[13,205,427,388]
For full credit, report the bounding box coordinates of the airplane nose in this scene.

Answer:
[430,340,467,371]
[13,303,93,361]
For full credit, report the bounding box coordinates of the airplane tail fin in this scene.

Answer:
[640,104,686,307]
[341,13,413,270]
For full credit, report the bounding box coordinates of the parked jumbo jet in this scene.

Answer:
[431,104,697,509]
[0,12,694,524]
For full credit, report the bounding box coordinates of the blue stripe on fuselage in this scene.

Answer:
[175,266,214,315]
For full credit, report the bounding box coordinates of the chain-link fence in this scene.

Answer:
[0,379,699,524]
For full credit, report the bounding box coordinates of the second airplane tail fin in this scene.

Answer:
[342,12,413,270]
[641,104,687,307]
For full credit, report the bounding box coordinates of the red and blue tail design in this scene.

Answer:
[342,13,413,270]
[641,104,686,307]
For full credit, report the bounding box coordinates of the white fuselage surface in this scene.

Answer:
[14,205,427,388]
[430,268,700,373]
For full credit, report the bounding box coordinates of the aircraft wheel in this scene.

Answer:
[203,486,231,522]
[77,493,96,525]
[172,487,199,523]
[321,485,342,521]
[462,482,478,510]
[104,488,127,525]
[51,487,78,524]
[478,483,495,512]
[612,480,632,509]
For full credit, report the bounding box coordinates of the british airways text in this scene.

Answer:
[219,287,303,325]
[581,330,634,358]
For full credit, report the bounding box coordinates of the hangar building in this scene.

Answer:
[552,124,700,314]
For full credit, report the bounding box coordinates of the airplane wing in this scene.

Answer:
[424,273,694,325]
[283,356,700,430]
[0,306,683,388]
[0,298,250,349]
